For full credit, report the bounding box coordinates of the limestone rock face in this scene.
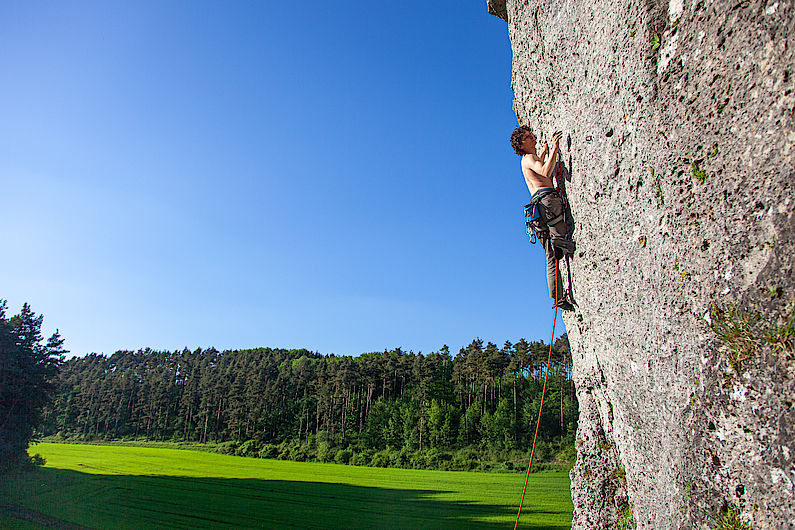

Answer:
[490,0,794,528]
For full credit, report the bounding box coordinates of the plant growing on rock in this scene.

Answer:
[712,503,752,530]
[691,161,707,182]
[765,302,794,354]
[619,502,635,529]
[710,302,794,370]
[710,304,760,370]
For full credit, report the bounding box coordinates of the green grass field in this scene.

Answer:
[1,443,572,528]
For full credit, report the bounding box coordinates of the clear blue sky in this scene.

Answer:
[1,1,564,358]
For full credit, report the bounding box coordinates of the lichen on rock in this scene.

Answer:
[489,0,794,527]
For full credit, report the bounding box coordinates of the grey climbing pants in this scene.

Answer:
[534,189,568,301]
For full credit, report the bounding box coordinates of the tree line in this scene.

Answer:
[41,336,577,470]
[0,299,577,471]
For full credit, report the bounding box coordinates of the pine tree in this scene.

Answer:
[0,300,65,470]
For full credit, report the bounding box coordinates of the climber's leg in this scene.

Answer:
[543,236,564,302]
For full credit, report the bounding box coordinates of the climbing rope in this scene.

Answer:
[514,260,559,529]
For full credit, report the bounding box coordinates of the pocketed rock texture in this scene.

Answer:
[489,0,794,528]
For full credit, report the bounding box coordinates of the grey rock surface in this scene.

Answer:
[490,0,794,528]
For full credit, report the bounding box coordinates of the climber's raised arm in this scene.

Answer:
[539,132,561,177]
[522,131,561,181]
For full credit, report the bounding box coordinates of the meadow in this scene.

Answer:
[1,443,573,528]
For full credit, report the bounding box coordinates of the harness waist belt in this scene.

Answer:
[527,187,559,205]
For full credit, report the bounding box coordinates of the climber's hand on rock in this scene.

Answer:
[552,131,562,147]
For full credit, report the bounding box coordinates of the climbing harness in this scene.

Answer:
[514,260,560,529]
[523,162,577,305]
[524,187,564,244]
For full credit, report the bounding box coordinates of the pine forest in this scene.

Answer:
[41,337,577,471]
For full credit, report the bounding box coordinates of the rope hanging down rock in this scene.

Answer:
[514,260,560,529]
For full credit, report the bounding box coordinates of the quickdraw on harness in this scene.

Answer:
[523,161,577,305]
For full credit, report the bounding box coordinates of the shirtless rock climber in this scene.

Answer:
[511,125,575,311]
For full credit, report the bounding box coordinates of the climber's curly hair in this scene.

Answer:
[510,126,533,156]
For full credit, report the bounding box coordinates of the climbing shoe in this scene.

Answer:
[553,300,575,312]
